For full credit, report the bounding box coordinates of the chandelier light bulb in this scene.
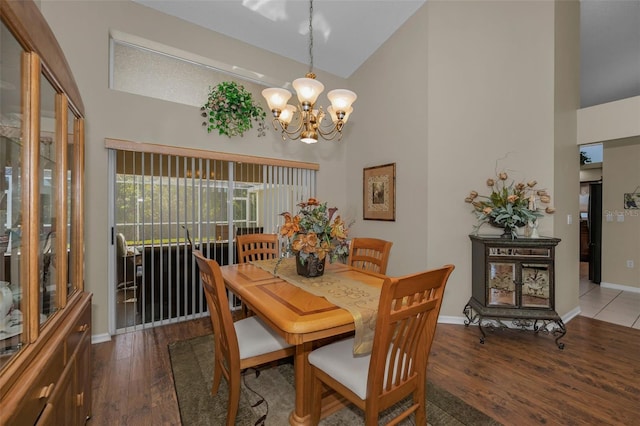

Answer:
[301,129,318,144]
[262,88,291,114]
[327,89,357,112]
[327,106,353,124]
[279,105,297,126]
[292,77,324,105]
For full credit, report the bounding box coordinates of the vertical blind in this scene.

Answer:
[107,139,317,333]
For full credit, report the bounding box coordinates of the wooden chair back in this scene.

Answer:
[193,250,240,391]
[193,250,294,425]
[347,237,393,274]
[368,265,454,418]
[237,233,279,263]
[310,264,454,425]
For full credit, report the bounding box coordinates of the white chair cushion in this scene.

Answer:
[308,337,371,400]
[235,316,293,359]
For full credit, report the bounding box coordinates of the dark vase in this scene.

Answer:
[488,217,524,239]
[295,252,326,277]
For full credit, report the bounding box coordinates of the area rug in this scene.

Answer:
[169,334,501,426]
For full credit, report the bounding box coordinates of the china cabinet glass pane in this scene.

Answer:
[39,74,58,324]
[66,107,75,300]
[488,262,516,306]
[521,263,551,308]
[0,22,25,370]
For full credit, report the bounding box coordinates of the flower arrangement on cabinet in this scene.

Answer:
[201,81,266,138]
[279,198,350,264]
[464,170,555,238]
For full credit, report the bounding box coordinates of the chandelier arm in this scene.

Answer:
[270,109,312,141]
[316,112,345,136]
[315,128,343,141]
[316,126,341,139]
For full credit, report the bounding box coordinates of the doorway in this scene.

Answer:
[579,144,603,287]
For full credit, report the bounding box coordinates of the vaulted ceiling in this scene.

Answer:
[133,0,640,108]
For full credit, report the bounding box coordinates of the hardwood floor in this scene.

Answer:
[89,316,640,425]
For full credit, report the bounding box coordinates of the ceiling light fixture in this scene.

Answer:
[262,0,357,144]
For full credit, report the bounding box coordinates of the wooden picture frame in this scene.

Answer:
[363,163,396,221]
[624,192,640,209]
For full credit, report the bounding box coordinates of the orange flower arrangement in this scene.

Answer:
[280,198,349,264]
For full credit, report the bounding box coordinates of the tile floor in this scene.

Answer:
[579,262,640,329]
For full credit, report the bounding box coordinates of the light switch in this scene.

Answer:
[617,213,624,222]
[567,214,572,225]
[606,213,613,222]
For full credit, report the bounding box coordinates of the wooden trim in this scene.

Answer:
[55,94,68,306]
[75,118,85,292]
[23,52,40,343]
[104,138,320,171]
[0,0,85,116]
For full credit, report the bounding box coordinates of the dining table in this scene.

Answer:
[220,257,388,426]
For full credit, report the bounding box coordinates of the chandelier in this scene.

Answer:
[262,0,357,144]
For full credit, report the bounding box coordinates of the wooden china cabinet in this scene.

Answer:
[0,1,90,424]
[464,235,566,349]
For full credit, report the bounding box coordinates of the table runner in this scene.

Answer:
[251,257,381,354]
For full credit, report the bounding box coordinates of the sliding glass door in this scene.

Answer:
[108,144,317,332]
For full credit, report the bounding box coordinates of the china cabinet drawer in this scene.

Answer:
[4,343,64,425]
[67,301,91,360]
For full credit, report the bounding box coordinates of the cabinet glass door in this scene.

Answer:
[521,263,551,308]
[39,74,58,324]
[488,262,516,306]
[66,107,76,300]
[0,22,25,370]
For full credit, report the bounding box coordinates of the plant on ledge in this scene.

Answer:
[464,170,555,238]
[201,81,266,138]
[279,198,350,265]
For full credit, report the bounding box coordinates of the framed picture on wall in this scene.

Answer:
[363,163,396,221]
[624,192,640,209]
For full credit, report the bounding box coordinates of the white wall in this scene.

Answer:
[41,0,582,336]
[349,1,579,320]
[578,96,640,145]
[40,0,350,336]
[602,138,640,290]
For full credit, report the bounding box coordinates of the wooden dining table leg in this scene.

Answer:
[289,341,314,426]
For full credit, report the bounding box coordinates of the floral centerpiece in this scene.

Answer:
[201,81,266,138]
[465,170,555,238]
[280,198,349,277]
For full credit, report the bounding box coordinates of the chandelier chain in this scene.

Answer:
[261,0,356,144]
[308,0,314,75]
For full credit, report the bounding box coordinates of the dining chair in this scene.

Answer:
[308,264,455,426]
[236,233,279,263]
[236,233,279,317]
[347,237,393,274]
[192,250,295,426]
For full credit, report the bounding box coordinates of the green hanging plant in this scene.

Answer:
[201,81,266,138]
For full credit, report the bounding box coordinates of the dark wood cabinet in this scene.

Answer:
[464,235,566,349]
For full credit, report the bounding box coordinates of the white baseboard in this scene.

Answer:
[600,281,640,294]
[561,306,582,323]
[438,315,467,325]
[91,333,111,345]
